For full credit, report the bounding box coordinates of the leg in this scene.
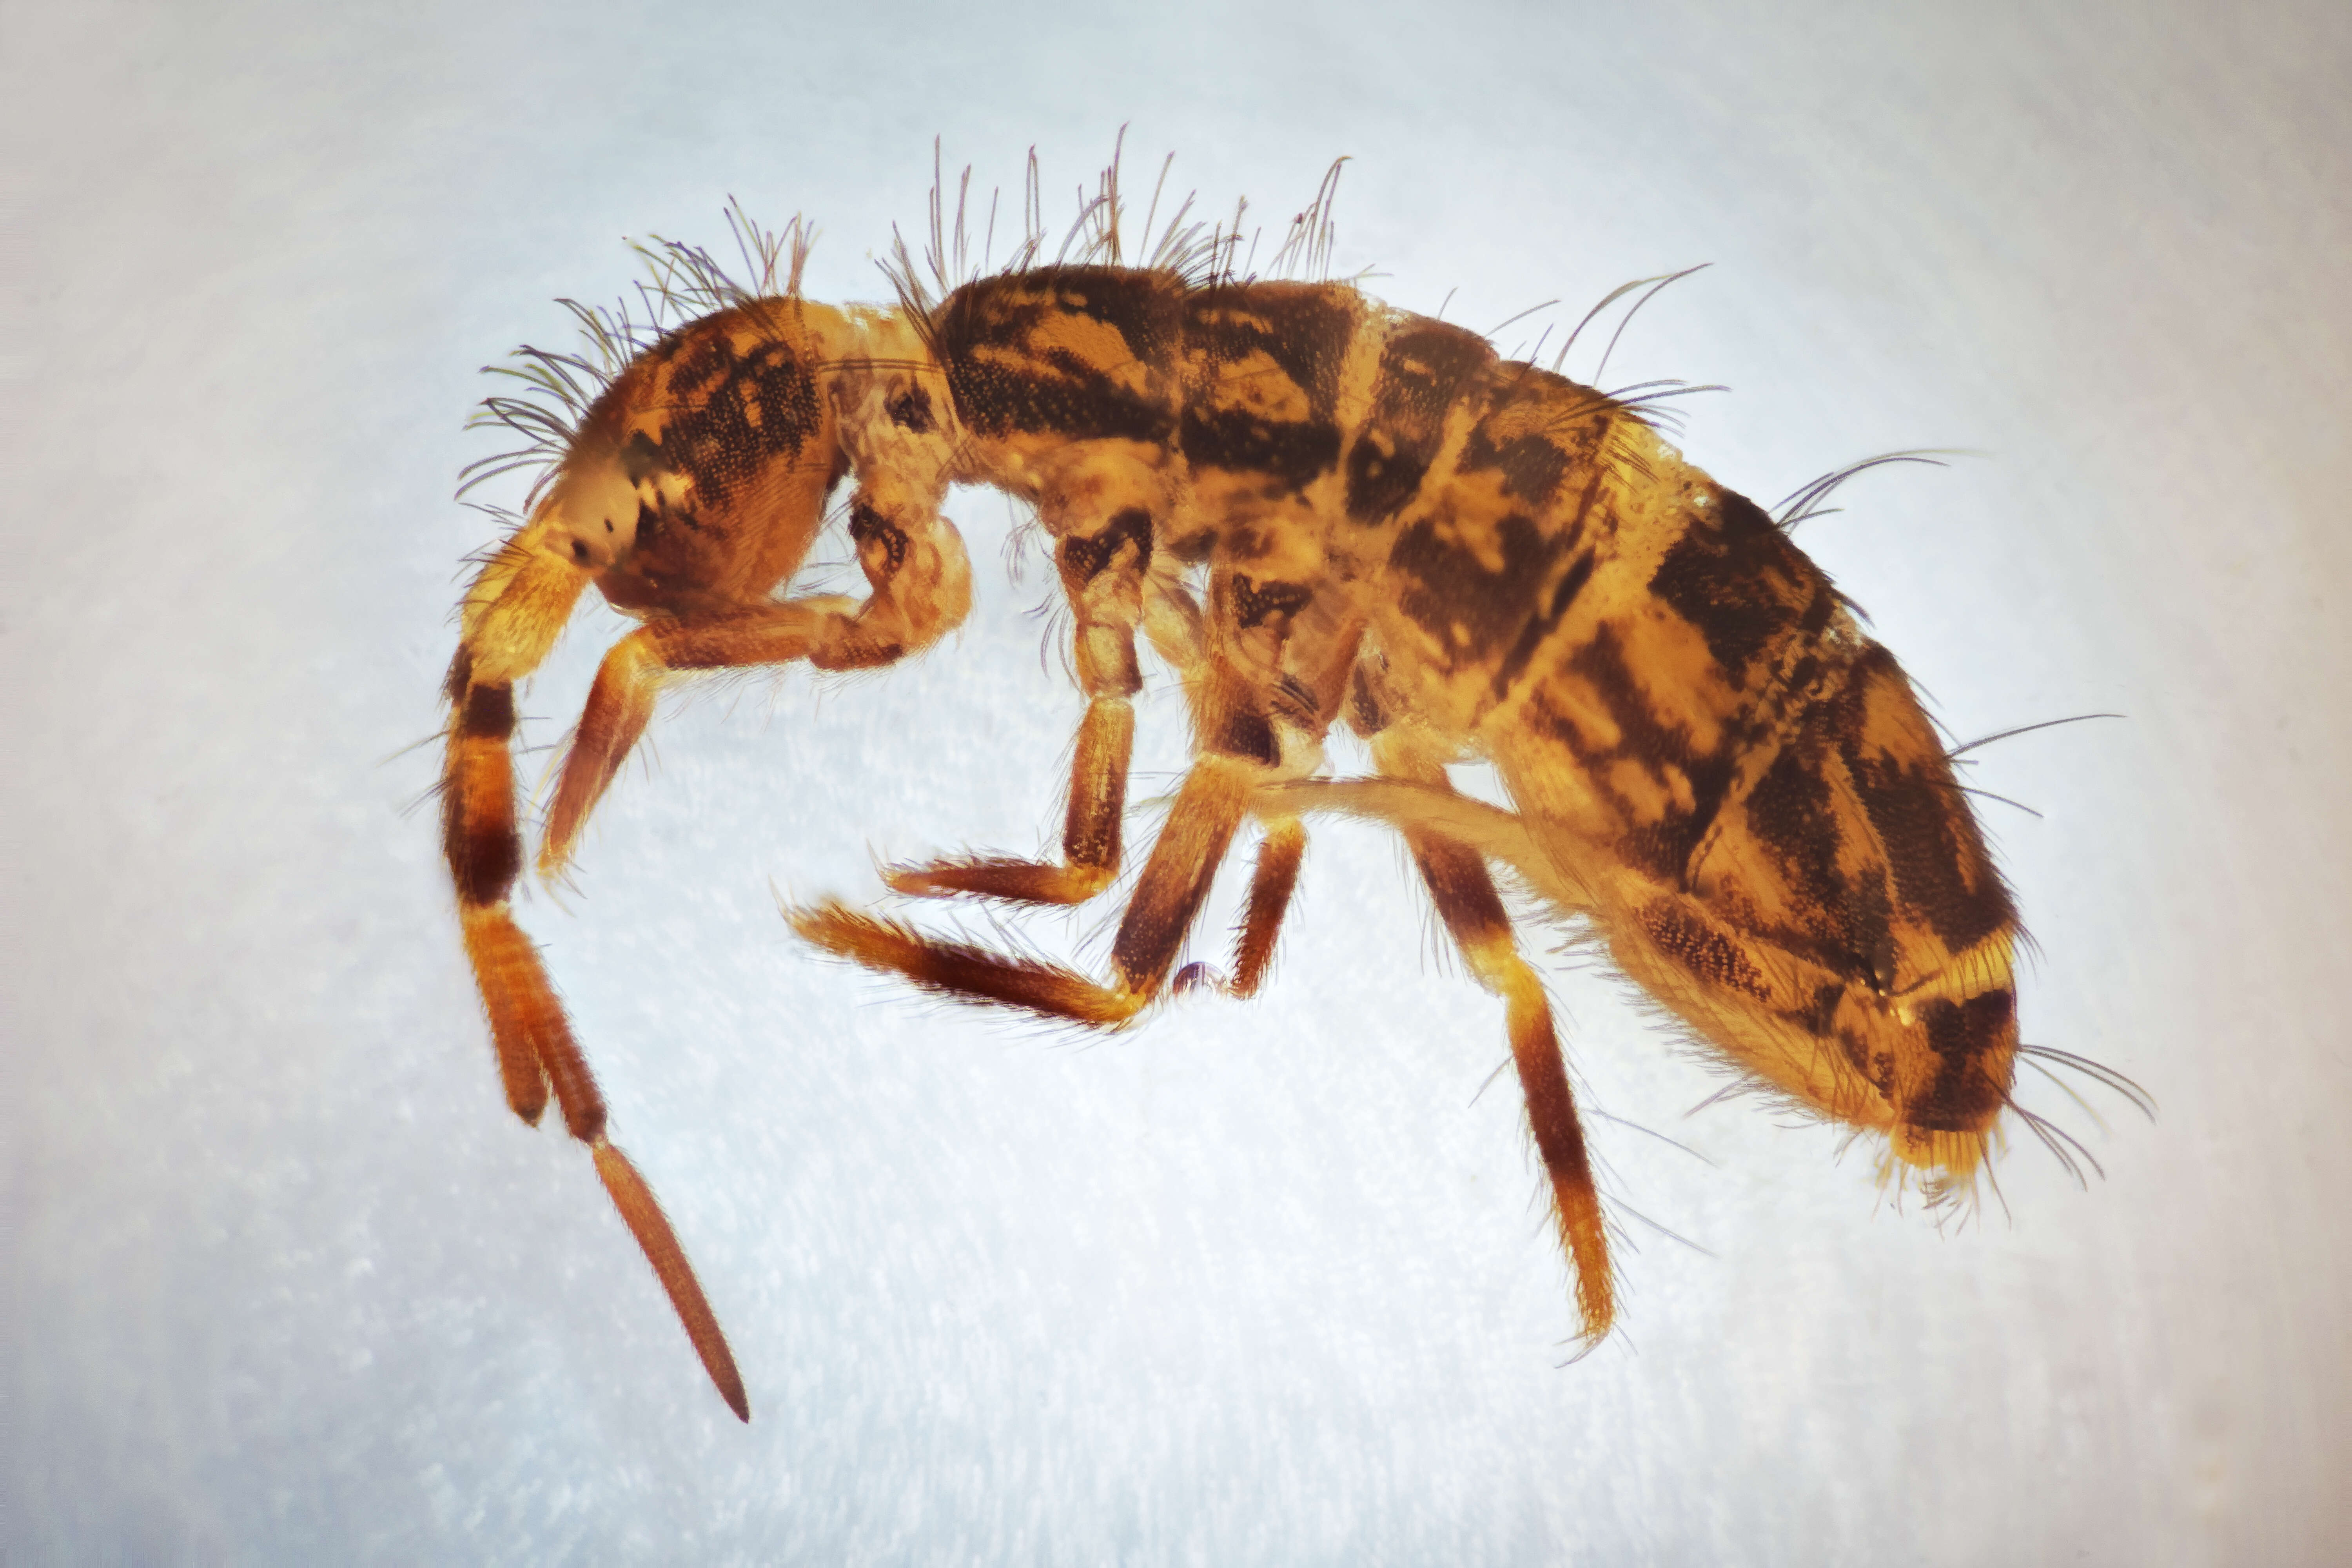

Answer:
[800,537,1352,1017]
[1370,731,1614,1345]
[884,505,1162,906]
[539,599,853,877]
[449,485,967,1418]
[541,489,973,877]
[880,692,1135,904]
[1227,817,1307,997]
[793,751,1260,1024]
[442,539,749,1419]
[1172,815,1306,999]
[1409,830,1615,1345]
[1160,571,1340,997]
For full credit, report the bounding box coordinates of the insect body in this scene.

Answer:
[442,192,2018,1419]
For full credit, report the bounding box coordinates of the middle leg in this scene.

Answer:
[883,502,1164,907]
[793,750,1261,1025]
[798,546,1343,1020]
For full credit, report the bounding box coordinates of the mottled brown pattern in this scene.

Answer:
[1345,321,1494,523]
[1456,374,1604,506]
[1913,990,2016,1128]
[1231,575,1313,629]
[1389,508,1575,666]
[1491,544,1596,699]
[929,269,1181,443]
[1740,728,1879,975]
[1526,621,1739,885]
[446,226,2043,1416]
[1058,508,1154,585]
[1175,284,1359,488]
[1637,898,1774,1002]
[1182,282,1361,416]
[1648,489,1826,677]
[650,322,823,507]
[1836,650,2015,952]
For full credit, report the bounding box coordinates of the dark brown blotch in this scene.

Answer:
[1564,623,1735,882]
[1390,509,1572,665]
[459,682,516,740]
[654,329,823,507]
[848,501,909,572]
[619,430,666,484]
[1344,321,1494,524]
[1231,575,1313,630]
[1491,546,1596,699]
[1638,898,1773,1001]
[1459,421,1574,506]
[886,385,934,433]
[1180,406,1341,488]
[958,356,1176,445]
[1850,758,2014,953]
[935,267,1181,361]
[1838,652,2016,953]
[445,816,522,909]
[1059,508,1154,585]
[1518,684,1583,753]
[932,272,1181,444]
[1210,705,1279,766]
[1909,989,2015,1130]
[1182,283,1361,417]
[1648,488,1823,676]
[1739,726,1896,983]
[1053,267,1185,365]
[1347,664,1388,735]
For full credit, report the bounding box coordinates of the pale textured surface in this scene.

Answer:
[7,2,2348,1562]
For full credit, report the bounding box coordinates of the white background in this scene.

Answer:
[7,2,2347,1562]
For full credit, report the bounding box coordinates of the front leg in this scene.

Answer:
[539,492,971,878]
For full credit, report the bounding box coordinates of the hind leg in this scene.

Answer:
[1365,728,1615,1344]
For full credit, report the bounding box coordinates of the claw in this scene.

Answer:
[1171,962,1227,996]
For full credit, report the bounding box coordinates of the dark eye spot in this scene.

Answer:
[604,518,615,532]
[570,539,590,562]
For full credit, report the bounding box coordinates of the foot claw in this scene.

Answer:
[1171,962,1227,996]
